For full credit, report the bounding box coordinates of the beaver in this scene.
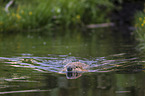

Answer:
[60,62,89,72]
[59,62,89,79]
[59,62,110,79]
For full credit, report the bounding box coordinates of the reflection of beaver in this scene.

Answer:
[61,62,89,72]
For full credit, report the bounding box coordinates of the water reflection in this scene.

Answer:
[66,71,82,79]
[44,72,145,96]
[1,70,144,96]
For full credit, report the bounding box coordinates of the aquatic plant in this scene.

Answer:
[0,0,114,32]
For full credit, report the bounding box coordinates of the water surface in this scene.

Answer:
[0,28,144,96]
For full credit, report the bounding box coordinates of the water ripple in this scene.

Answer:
[0,53,141,73]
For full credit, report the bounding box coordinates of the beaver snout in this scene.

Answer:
[67,67,73,71]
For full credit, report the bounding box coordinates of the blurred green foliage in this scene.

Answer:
[134,5,145,50]
[0,0,114,32]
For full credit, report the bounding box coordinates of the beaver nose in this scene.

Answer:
[67,67,72,71]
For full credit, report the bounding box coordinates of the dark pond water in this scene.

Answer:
[0,28,145,96]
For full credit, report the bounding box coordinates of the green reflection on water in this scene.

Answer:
[0,28,132,57]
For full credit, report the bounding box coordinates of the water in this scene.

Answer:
[0,28,144,96]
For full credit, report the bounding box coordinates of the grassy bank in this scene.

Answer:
[134,5,145,50]
[0,0,114,32]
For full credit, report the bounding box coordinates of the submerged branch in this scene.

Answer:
[5,0,14,13]
[86,23,115,28]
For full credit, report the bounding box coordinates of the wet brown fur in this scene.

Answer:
[61,62,89,72]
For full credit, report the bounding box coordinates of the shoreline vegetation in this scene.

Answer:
[0,0,114,32]
[134,4,145,50]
